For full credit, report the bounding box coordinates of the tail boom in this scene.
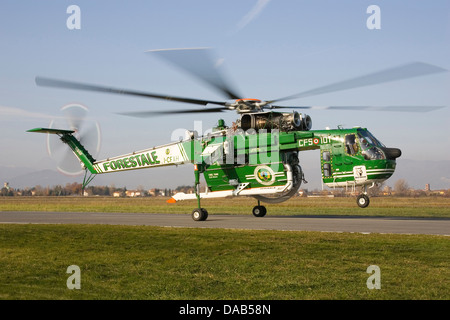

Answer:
[92,141,191,174]
[28,127,192,175]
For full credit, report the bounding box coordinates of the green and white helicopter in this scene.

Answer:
[28,49,446,221]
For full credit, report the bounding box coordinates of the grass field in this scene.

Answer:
[1,196,450,217]
[0,196,449,300]
[0,224,448,300]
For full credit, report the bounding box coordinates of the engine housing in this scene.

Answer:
[239,111,312,132]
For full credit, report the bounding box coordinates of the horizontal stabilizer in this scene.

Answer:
[166,197,177,204]
[27,128,75,135]
[28,127,97,174]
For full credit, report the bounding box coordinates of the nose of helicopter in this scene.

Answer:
[382,147,402,160]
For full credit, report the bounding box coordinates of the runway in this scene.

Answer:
[1,211,449,236]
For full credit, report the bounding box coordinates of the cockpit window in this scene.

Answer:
[345,134,358,155]
[357,129,386,160]
[357,129,385,148]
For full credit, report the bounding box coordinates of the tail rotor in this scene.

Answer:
[47,103,101,176]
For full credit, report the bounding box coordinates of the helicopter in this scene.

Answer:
[28,48,446,221]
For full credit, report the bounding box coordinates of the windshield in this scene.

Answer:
[357,129,385,148]
[357,129,386,160]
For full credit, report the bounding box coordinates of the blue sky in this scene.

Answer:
[1,0,449,190]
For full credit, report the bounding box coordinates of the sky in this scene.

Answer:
[0,0,449,190]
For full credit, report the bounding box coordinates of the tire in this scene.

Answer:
[252,205,267,217]
[201,208,208,221]
[356,194,370,208]
[192,208,208,221]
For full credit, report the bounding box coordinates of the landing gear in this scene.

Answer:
[356,184,371,208]
[356,194,370,208]
[191,164,209,221]
[252,200,267,217]
[252,205,267,217]
[192,208,208,221]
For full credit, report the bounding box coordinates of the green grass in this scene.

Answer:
[1,197,449,300]
[0,224,448,300]
[1,196,450,217]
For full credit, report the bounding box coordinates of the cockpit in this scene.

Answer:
[344,128,401,161]
[357,129,387,160]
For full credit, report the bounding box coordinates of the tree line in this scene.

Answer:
[0,183,194,197]
[1,180,449,197]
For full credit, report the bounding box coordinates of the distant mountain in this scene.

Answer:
[1,165,193,190]
[4,169,81,189]
[0,166,35,182]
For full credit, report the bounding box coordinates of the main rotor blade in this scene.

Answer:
[35,77,226,106]
[270,105,445,112]
[269,62,447,103]
[147,48,242,100]
[117,106,226,117]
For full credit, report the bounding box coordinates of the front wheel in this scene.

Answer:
[356,194,370,208]
[252,205,267,217]
[192,208,208,221]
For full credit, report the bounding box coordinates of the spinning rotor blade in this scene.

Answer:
[62,104,88,132]
[57,144,86,176]
[148,48,242,100]
[117,106,226,117]
[35,77,226,107]
[316,106,445,112]
[269,62,447,104]
[37,58,446,117]
[269,105,445,112]
[47,104,101,176]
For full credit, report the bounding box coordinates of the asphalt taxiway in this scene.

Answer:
[0,211,449,236]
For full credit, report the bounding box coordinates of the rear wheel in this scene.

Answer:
[356,194,370,208]
[252,205,267,217]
